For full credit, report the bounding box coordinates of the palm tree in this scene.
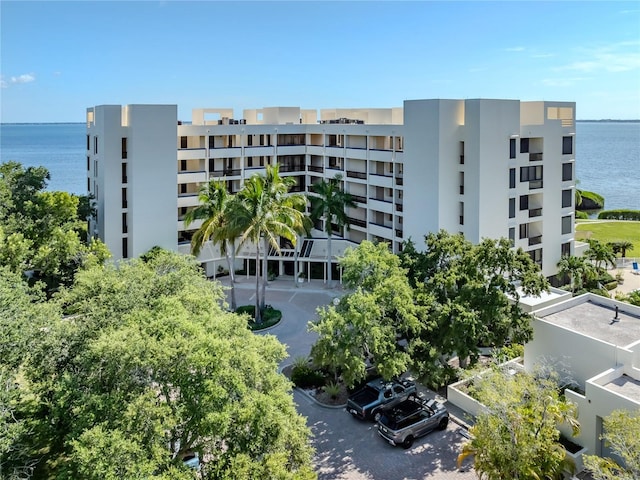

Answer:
[233,165,308,323]
[184,180,239,310]
[586,240,616,271]
[611,240,634,259]
[309,175,356,286]
[557,255,597,294]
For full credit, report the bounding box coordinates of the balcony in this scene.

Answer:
[369,174,393,188]
[528,235,543,246]
[395,229,403,238]
[177,170,207,184]
[351,194,367,204]
[529,153,543,162]
[395,176,403,186]
[308,165,324,173]
[346,170,367,180]
[177,148,207,160]
[395,203,403,212]
[368,197,394,214]
[278,164,305,173]
[528,208,543,218]
[210,169,242,177]
[327,164,344,172]
[347,217,367,228]
[529,180,543,190]
[459,185,464,195]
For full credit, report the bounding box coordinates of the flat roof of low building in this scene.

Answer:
[539,299,640,348]
[604,374,640,403]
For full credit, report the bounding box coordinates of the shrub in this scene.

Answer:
[291,365,326,388]
[598,209,640,221]
[575,210,588,220]
[324,381,341,399]
[236,305,283,331]
[605,281,619,291]
[292,356,310,370]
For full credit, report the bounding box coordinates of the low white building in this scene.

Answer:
[86,99,576,279]
[526,294,640,462]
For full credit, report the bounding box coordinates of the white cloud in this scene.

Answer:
[12,73,35,84]
[558,41,640,73]
[531,53,554,59]
[1,73,36,87]
[505,46,525,52]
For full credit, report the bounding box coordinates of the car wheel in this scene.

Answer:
[402,436,414,449]
[438,417,449,430]
[373,409,382,422]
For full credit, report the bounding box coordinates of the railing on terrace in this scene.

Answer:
[369,221,392,230]
[370,172,393,178]
[346,170,367,179]
[395,229,403,237]
[347,217,367,228]
[395,177,403,186]
[351,195,367,203]
[529,208,543,218]
[395,204,403,212]
[327,165,344,171]
[369,197,393,204]
[528,235,543,246]
[308,165,324,173]
[278,164,305,173]
[529,153,543,161]
[210,169,242,176]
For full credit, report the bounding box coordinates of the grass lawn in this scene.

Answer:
[575,220,640,256]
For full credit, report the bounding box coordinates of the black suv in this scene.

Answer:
[377,396,449,448]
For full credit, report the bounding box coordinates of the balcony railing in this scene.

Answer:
[278,164,305,173]
[327,164,344,171]
[308,165,324,173]
[351,195,367,204]
[395,229,403,237]
[347,217,367,228]
[529,153,543,162]
[346,170,367,179]
[459,185,464,195]
[210,169,242,177]
[459,155,465,164]
[395,177,404,186]
[529,208,543,218]
[528,235,543,246]
[369,221,392,230]
[395,203,403,212]
[529,180,543,190]
[369,197,393,204]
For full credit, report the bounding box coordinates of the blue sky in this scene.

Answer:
[1,1,639,122]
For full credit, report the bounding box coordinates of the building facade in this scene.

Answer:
[86,99,576,278]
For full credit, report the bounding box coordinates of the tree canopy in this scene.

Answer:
[584,409,640,480]
[1,251,315,479]
[458,365,580,480]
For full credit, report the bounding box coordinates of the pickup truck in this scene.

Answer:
[346,377,417,421]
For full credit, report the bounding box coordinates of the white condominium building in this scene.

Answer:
[86,99,576,279]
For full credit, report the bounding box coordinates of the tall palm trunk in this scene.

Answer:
[261,236,269,311]
[326,228,333,286]
[255,242,262,324]
[224,240,236,311]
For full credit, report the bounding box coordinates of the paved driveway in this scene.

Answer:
[220,276,475,479]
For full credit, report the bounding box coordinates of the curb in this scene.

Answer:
[295,387,348,410]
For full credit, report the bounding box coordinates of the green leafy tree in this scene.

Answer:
[401,231,547,378]
[9,251,315,479]
[233,165,309,322]
[610,241,634,259]
[583,409,640,480]
[310,241,421,387]
[309,174,356,286]
[586,240,616,271]
[557,254,598,294]
[185,179,241,310]
[458,366,580,480]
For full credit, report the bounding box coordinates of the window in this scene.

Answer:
[520,195,529,211]
[180,160,187,172]
[209,159,215,172]
[561,242,571,257]
[94,136,98,154]
[562,136,573,155]
[122,238,128,259]
[520,165,543,182]
[180,136,188,149]
[562,162,573,181]
[562,189,572,208]
[94,160,98,177]
[561,215,572,235]
[509,138,516,159]
[209,136,215,149]
[519,223,529,239]
[121,163,127,183]
[520,138,529,153]
[122,213,128,234]
[509,227,515,246]
[459,141,465,164]
[87,178,90,191]
[247,156,253,167]
[86,135,90,151]
[509,168,516,188]
[528,248,542,267]
[247,135,253,146]
[87,156,90,171]
[509,198,516,218]
[259,134,265,145]
[459,201,464,225]
[121,188,127,209]
[121,138,127,159]
[180,184,187,194]
[459,172,464,195]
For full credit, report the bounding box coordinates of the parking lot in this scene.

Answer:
[221,276,475,479]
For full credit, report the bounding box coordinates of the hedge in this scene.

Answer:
[597,209,640,221]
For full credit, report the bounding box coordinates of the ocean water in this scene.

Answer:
[1,122,639,210]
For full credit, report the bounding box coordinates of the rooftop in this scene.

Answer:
[603,374,640,403]
[539,299,640,348]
